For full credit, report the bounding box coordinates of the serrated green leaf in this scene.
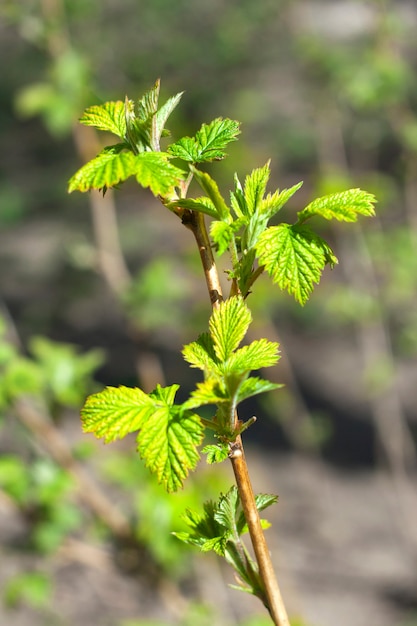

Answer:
[244,162,271,216]
[136,79,160,121]
[182,332,218,372]
[191,167,230,220]
[68,149,137,193]
[184,379,228,409]
[175,500,228,554]
[68,149,184,195]
[79,101,127,139]
[260,181,303,218]
[254,493,279,511]
[154,91,184,143]
[202,444,229,464]
[134,152,185,196]
[298,188,376,223]
[81,385,154,442]
[167,197,218,219]
[210,220,242,255]
[137,402,203,492]
[225,338,279,374]
[168,118,240,163]
[235,377,282,404]
[209,297,252,362]
[230,173,247,219]
[82,384,203,492]
[214,486,239,530]
[256,223,338,305]
[236,493,278,535]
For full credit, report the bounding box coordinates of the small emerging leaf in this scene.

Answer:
[260,181,303,219]
[168,118,240,163]
[202,443,229,464]
[298,188,376,223]
[191,167,230,220]
[168,197,218,219]
[244,162,271,216]
[210,220,242,255]
[209,297,252,363]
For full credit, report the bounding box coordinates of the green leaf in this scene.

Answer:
[182,332,218,373]
[209,297,252,363]
[139,386,204,492]
[154,91,184,143]
[226,338,279,374]
[168,118,240,163]
[81,385,155,442]
[235,377,282,404]
[134,152,185,196]
[256,223,338,305]
[68,148,137,193]
[68,150,184,196]
[260,181,303,219]
[230,173,247,219]
[236,493,278,535]
[244,162,271,216]
[175,500,228,554]
[167,197,218,219]
[191,167,230,220]
[184,379,228,409]
[202,444,229,464]
[214,485,239,530]
[298,188,376,223]
[210,220,242,255]
[81,384,204,492]
[79,101,127,139]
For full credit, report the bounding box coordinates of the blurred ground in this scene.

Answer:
[1,446,416,626]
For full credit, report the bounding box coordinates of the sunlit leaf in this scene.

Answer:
[298,188,376,223]
[260,181,303,218]
[244,162,271,216]
[81,384,203,492]
[256,223,338,305]
[209,297,252,362]
[225,338,279,374]
[168,197,218,219]
[68,149,136,192]
[168,118,240,163]
[79,101,127,138]
[68,149,184,196]
[191,167,230,220]
[134,152,185,196]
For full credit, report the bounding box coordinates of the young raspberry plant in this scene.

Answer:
[69,80,376,625]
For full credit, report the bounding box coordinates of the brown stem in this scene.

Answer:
[188,211,290,626]
[230,441,290,625]
[186,210,223,308]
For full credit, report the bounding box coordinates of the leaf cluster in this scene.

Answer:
[174,486,277,599]
[183,296,281,435]
[68,80,376,304]
[80,297,280,491]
